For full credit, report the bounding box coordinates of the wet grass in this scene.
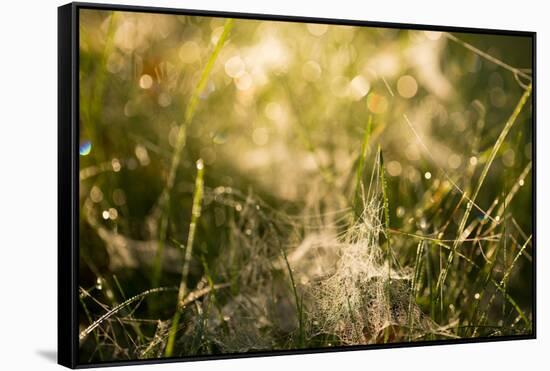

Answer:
[76,10,534,363]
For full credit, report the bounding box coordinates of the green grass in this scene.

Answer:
[165,159,205,357]
[152,19,235,288]
[353,116,373,220]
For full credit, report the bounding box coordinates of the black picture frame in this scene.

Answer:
[58,2,537,368]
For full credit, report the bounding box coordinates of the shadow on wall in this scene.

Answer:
[36,350,57,363]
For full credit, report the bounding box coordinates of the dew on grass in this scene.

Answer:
[96,277,103,290]
[76,12,533,360]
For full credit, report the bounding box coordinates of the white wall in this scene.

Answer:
[0,0,546,369]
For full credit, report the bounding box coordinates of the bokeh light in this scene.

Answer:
[79,140,92,156]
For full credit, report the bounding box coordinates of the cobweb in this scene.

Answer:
[303,194,433,344]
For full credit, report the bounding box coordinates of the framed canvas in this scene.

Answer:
[58,2,536,368]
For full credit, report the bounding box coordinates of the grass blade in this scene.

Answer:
[435,84,532,299]
[153,19,234,286]
[353,116,373,220]
[79,287,177,342]
[165,159,206,357]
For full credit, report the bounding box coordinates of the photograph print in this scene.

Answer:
[75,6,534,364]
